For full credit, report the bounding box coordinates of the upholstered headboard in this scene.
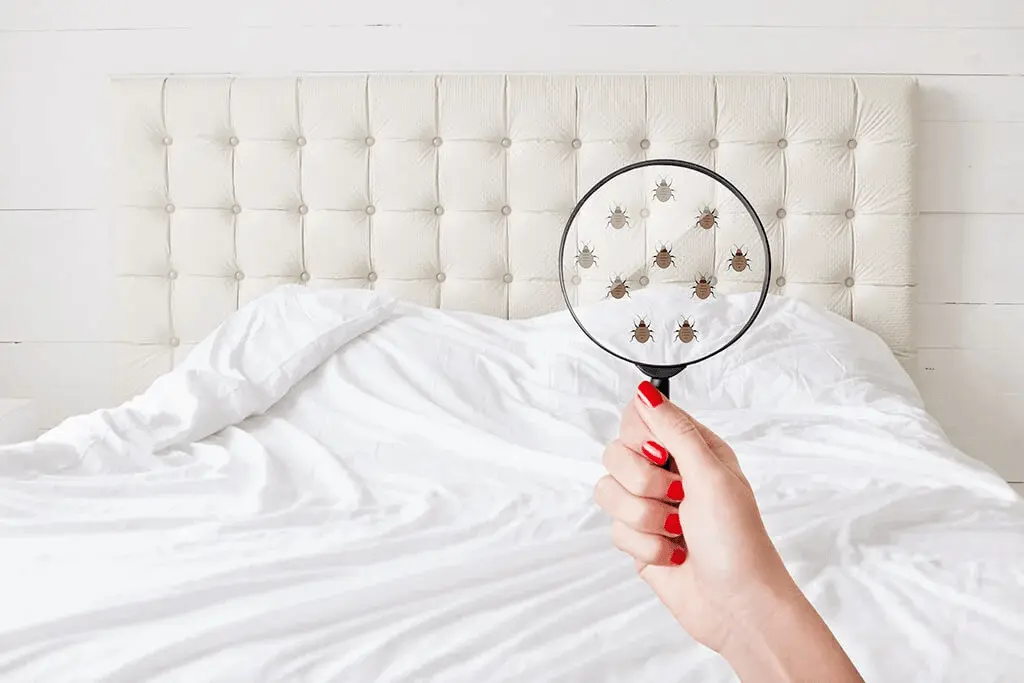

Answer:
[111,74,916,381]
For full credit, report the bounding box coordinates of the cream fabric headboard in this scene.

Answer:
[111,74,916,377]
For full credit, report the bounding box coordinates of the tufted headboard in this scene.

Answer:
[110,74,916,380]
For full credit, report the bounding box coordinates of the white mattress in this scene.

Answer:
[1,286,1021,682]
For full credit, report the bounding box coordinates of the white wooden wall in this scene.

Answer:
[0,1,1022,485]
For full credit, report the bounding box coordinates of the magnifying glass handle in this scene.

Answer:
[650,376,670,401]
[645,376,673,470]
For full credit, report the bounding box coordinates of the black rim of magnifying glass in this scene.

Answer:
[557,158,772,375]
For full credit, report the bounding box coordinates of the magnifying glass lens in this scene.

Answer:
[559,160,770,376]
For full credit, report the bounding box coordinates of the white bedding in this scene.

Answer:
[1,286,1022,682]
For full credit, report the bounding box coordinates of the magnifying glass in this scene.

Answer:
[558,158,771,420]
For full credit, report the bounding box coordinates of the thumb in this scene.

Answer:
[634,380,723,476]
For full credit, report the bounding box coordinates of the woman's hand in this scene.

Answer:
[594,381,864,682]
[594,380,791,652]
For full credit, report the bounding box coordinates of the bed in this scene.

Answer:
[1,74,1022,682]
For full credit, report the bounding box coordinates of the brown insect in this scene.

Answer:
[652,178,675,202]
[695,206,719,230]
[691,274,715,300]
[607,276,630,300]
[607,205,630,230]
[728,246,750,272]
[652,243,675,269]
[675,318,698,343]
[631,317,654,344]
[575,243,598,269]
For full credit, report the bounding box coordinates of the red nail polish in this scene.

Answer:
[641,441,669,466]
[637,380,664,409]
[667,480,684,502]
[670,547,688,565]
[664,513,681,535]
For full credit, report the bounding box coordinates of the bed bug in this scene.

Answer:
[575,243,598,269]
[695,206,719,230]
[607,276,630,300]
[691,274,714,300]
[607,205,630,230]
[631,317,654,343]
[652,178,675,203]
[675,318,698,343]
[652,243,675,269]
[728,246,750,272]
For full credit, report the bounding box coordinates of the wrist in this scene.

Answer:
[719,573,863,683]
[719,575,820,680]
[726,570,806,641]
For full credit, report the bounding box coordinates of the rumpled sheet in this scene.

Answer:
[1,286,1022,682]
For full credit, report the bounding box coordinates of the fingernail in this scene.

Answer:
[637,380,664,409]
[641,440,669,466]
[667,480,684,502]
[670,547,688,565]
[664,513,681,535]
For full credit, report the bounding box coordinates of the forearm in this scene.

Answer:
[720,578,864,683]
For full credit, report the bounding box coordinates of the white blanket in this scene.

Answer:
[1,286,1022,682]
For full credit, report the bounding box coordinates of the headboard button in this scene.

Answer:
[298,204,309,215]
[162,136,173,146]
[777,139,788,149]
[169,337,180,348]
[709,275,718,286]
[501,205,511,216]
[845,209,856,219]
[571,138,582,149]
[639,138,651,150]
[571,274,582,285]
[231,204,242,215]
[365,136,376,147]
[165,204,176,214]
[640,208,650,219]
[500,137,512,148]
[844,277,855,288]
[639,275,650,287]
[235,271,245,281]
[776,208,786,219]
[299,271,310,282]
[432,137,443,147]
[847,139,858,149]
[367,271,378,282]
[503,273,513,283]
[168,270,178,280]
[296,136,307,147]
[709,138,719,149]
[434,206,444,216]
[229,136,239,147]
[776,276,787,287]
[436,272,447,283]
[365,205,376,215]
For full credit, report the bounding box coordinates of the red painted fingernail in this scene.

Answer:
[670,547,688,565]
[664,513,681,535]
[641,441,669,466]
[637,381,664,409]
[667,480,684,502]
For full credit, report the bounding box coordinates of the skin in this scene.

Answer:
[594,382,865,683]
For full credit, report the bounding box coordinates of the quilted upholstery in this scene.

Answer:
[111,74,916,370]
